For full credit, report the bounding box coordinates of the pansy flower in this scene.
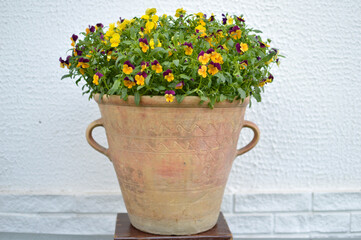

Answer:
[135,72,147,86]
[237,16,245,22]
[216,29,224,38]
[123,76,136,89]
[59,56,71,69]
[110,33,120,47]
[236,42,248,54]
[74,47,82,56]
[183,42,193,55]
[198,65,207,78]
[209,13,215,22]
[163,69,174,82]
[206,48,223,64]
[222,14,227,25]
[89,25,96,33]
[229,26,242,40]
[123,61,134,74]
[141,61,149,72]
[175,81,184,89]
[70,34,78,47]
[146,8,157,15]
[93,72,103,85]
[195,25,207,37]
[198,51,211,65]
[239,60,248,69]
[139,38,149,52]
[164,90,175,102]
[149,38,162,49]
[151,60,163,73]
[96,23,104,28]
[175,8,186,17]
[259,74,274,87]
[259,41,270,48]
[77,57,90,68]
[208,62,221,75]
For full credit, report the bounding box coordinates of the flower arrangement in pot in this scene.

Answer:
[60,7,282,235]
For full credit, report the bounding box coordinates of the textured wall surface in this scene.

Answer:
[1,0,361,239]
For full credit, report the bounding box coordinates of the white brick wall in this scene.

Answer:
[1,191,361,239]
[1,0,361,239]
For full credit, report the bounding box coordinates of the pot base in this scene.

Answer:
[128,212,219,235]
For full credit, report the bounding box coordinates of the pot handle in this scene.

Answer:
[86,118,109,157]
[236,120,260,156]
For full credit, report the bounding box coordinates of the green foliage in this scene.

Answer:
[59,8,283,108]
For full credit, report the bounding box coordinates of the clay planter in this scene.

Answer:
[86,94,260,235]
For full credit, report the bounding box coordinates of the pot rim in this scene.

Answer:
[93,94,249,108]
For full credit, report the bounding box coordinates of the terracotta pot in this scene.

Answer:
[86,94,260,235]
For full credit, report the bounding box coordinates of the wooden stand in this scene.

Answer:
[114,212,232,240]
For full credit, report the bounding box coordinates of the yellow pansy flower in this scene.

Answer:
[198,65,207,78]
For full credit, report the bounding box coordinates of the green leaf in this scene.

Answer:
[200,96,208,101]
[173,59,179,67]
[137,85,145,90]
[150,47,166,57]
[253,92,261,102]
[134,91,140,105]
[108,80,121,95]
[154,33,159,45]
[61,74,71,80]
[227,39,234,48]
[215,72,226,83]
[179,74,190,80]
[237,88,246,99]
[176,94,185,103]
[130,27,137,39]
[253,29,263,33]
[145,73,152,85]
[219,94,227,102]
[121,88,127,100]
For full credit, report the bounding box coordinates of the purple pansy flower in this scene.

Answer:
[257,56,261,61]
[76,49,83,56]
[163,69,172,77]
[175,81,185,89]
[165,90,175,95]
[217,45,224,50]
[141,61,149,67]
[71,34,78,42]
[206,48,215,54]
[183,42,193,48]
[229,25,240,34]
[139,38,149,45]
[210,61,221,70]
[198,51,206,60]
[96,23,104,28]
[259,41,266,48]
[95,72,103,78]
[235,43,241,53]
[222,14,227,25]
[237,16,245,22]
[89,25,95,32]
[123,60,135,68]
[151,60,159,66]
[136,71,147,78]
[240,60,248,65]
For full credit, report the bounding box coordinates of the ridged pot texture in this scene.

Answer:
[86,94,260,235]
